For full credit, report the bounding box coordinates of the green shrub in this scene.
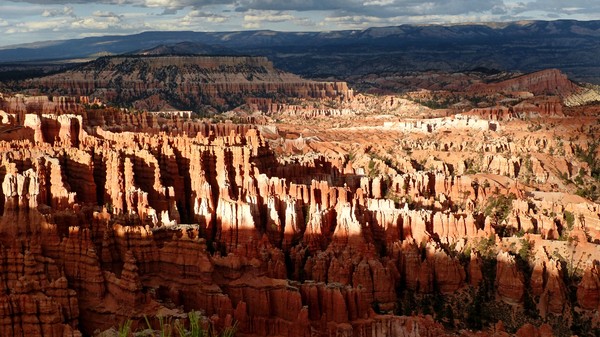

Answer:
[564,211,575,230]
[518,238,533,262]
[474,234,497,259]
[483,193,516,226]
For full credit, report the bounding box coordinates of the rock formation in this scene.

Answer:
[22,56,353,112]
[0,64,599,337]
[469,69,579,97]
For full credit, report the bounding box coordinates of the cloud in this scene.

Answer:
[242,22,260,29]
[321,14,408,29]
[182,10,228,23]
[242,10,313,29]
[2,0,600,47]
[244,11,296,23]
[72,17,119,30]
[235,0,348,12]
[490,5,507,15]
[8,0,600,19]
[5,0,233,11]
[234,0,508,18]
[7,0,600,17]
[321,11,510,29]
[93,10,123,18]
[42,6,76,17]
[363,0,395,6]
[7,0,157,4]
[6,18,71,34]
[512,0,600,15]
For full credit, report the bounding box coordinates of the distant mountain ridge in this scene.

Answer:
[1,20,600,84]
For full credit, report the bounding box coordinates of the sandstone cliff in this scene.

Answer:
[469,69,579,97]
[22,56,353,113]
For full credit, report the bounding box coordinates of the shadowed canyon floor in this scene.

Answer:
[0,59,600,337]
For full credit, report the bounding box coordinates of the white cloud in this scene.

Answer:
[512,0,600,15]
[7,19,71,34]
[42,6,76,17]
[322,11,509,29]
[324,15,382,24]
[363,0,395,6]
[71,15,124,29]
[242,22,260,29]
[4,0,234,11]
[93,10,122,17]
[242,10,313,29]
[183,9,228,23]
[244,11,296,23]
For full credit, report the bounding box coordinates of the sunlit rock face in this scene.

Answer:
[0,64,599,337]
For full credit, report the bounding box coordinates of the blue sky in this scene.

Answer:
[0,0,598,47]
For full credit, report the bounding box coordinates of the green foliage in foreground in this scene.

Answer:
[118,320,133,337]
[117,311,237,337]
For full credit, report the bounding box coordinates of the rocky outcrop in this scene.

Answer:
[465,106,513,121]
[25,56,353,112]
[538,259,568,316]
[530,254,569,317]
[577,262,600,310]
[383,114,499,133]
[512,97,564,117]
[469,69,579,97]
[496,251,525,304]
[0,95,83,125]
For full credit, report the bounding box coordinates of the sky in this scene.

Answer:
[0,0,598,47]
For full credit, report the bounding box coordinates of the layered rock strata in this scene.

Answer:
[0,93,599,336]
[22,56,353,112]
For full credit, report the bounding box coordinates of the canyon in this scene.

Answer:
[0,56,599,337]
